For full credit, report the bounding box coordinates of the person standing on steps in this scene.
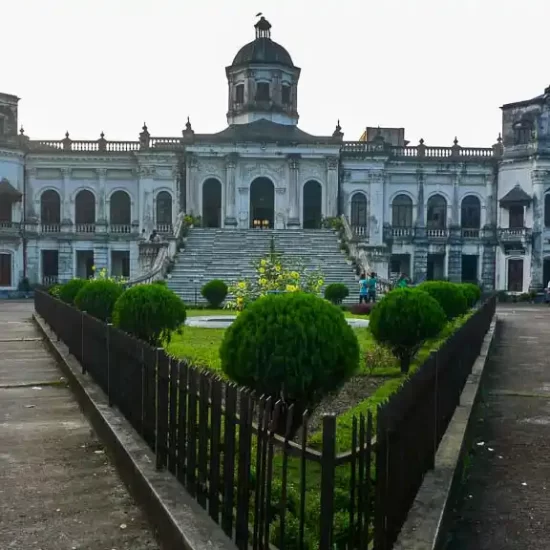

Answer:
[367,272,378,303]
[359,272,369,303]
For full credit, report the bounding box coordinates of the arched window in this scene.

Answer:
[350,193,368,231]
[427,194,447,229]
[75,190,96,225]
[40,190,61,224]
[302,180,322,229]
[156,191,173,228]
[461,195,481,228]
[392,194,413,227]
[109,190,131,225]
[545,194,550,228]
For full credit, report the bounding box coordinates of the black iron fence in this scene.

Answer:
[34,290,496,550]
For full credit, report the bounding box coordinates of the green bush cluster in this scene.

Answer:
[113,283,187,346]
[416,281,468,320]
[220,292,359,407]
[324,282,349,305]
[460,282,481,308]
[58,278,88,305]
[74,279,124,322]
[201,279,228,308]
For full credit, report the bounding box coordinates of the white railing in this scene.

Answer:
[352,225,369,238]
[156,223,173,234]
[75,223,96,233]
[462,228,481,239]
[426,228,449,238]
[110,224,132,234]
[0,221,20,231]
[391,227,414,238]
[42,275,59,286]
[41,223,61,233]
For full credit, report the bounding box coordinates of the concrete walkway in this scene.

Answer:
[445,305,550,550]
[0,301,159,550]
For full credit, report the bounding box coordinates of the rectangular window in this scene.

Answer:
[282,85,291,105]
[235,84,244,104]
[509,205,524,228]
[507,259,523,292]
[256,82,270,101]
[0,253,11,287]
[0,117,5,135]
[0,201,12,222]
[42,250,59,277]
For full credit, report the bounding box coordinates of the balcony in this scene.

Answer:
[155,223,173,235]
[110,224,132,234]
[462,228,481,239]
[426,228,449,240]
[498,227,531,244]
[41,223,61,234]
[75,223,96,234]
[42,275,59,286]
[0,221,21,234]
[351,225,369,239]
[390,227,414,239]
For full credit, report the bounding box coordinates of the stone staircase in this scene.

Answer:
[167,228,359,306]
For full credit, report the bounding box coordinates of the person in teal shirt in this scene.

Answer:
[397,273,409,289]
[358,273,369,303]
[367,272,377,303]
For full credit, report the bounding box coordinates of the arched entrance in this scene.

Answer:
[250,177,274,229]
[302,180,322,229]
[202,179,222,228]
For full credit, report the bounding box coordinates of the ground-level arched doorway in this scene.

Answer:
[202,179,222,228]
[302,180,322,229]
[250,178,274,229]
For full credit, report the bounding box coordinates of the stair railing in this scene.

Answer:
[124,211,185,287]
[340,214,392,294]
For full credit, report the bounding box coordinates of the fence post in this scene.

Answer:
[319,414,336,550]
[155,348,169,471]
[81,311,86,374]
[107,323,113,406]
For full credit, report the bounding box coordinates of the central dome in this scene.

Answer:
[231,17,294,68]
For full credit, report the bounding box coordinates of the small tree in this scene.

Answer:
[369,288,446,373]
[416,281,468,320]
[58,279,89,305]
[201,279,228,308]
[74,279,124,322]
[113,283,187,346]
[324,283,349,305]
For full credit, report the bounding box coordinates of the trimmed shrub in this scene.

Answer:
[74,279,124,322]
[349,302,374,316]
[324,283,349,305]
[58,278,88,305]
[220,292,359,406]
[153,279,167,286]
[113,283,187,346]
[460,283,481,308]
[416,281,468,320]
[369,288,446,373]
[201,279,228,308]
[364,344,397,375]
[48,284,62,298]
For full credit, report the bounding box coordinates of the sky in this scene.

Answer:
[4,0,550,147]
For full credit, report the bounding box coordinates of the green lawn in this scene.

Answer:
[185,308,369,319]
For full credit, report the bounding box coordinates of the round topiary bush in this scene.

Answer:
[58,278,89,305]
[201,279,228,308]
[113,283,187,346]
[74,279,124,322]
[369,288,446,373]
[324,282,349,305]
[416,281,468,320]
[220,292,359,407]
[460,283,481,308]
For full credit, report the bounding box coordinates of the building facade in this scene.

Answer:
[1,17,549,292]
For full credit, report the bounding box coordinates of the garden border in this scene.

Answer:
[33,312,237,550]
[392,316,498,550]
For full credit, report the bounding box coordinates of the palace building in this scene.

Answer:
[1,17,550,295]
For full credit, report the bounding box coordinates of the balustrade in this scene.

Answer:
[42,275,59,286]
[462,228,481,239]
[155,223,173,234]
[426,228,449,239]
[110,224,132,234]
[75,223,96,234]
[41,224,61,233]
[0,221,20,232]
[390,227,414,238]
[352,225,369,238]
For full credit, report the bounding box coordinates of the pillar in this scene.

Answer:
[530,169,546,290]
[326,157,339,217]
[287,154,300,228]
[447,168,462,282]
[368,171,384,245]
[96,168,107,223]
[186,155,199,216]
[224,153,238,227]
[413,168,428,282]
[61,168,72,224]
[481,170,498,290]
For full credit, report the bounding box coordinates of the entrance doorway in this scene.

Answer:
[543,257,550,288]
[461,255,478,283]
[41,250,59,286]
[302,180,322,229]
[111,251,130,278]
[76,250,94,280]
[250,178,274,229]
[202,179,222,228]
[390,254,411,278]
[0,253,12,287]
[507,258,523,292]
[427,254,445,281]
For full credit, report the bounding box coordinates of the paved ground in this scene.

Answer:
[185,314,370,328]
[0,301,160,550]
[444,304,550,550]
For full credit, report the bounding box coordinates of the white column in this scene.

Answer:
[61,168,72,224]
[97,168,107,223]
[326,156,339,217]
[287,154,300,228]
[224,154,238,226]
[187,156,199,215]
[26,167,38,223]
[368,171,384,245]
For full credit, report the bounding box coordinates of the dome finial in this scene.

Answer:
[255,15,271,39]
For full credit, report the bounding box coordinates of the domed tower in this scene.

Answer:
[226,17,300,126]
